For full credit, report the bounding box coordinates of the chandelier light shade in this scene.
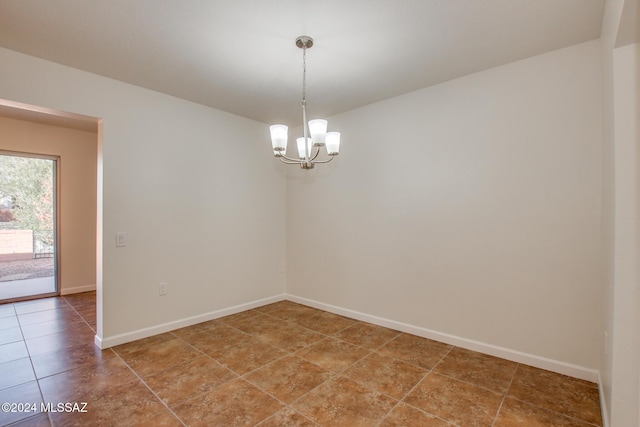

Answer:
[270,36,340,170]
[270,124,288,152]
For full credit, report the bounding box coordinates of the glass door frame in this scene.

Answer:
[0,149,60,302]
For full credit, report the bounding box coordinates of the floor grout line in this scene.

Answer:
[110,349,188,427]
[376,345,458,427]
[12,300,54,427]
[490,362,519,427]
[163,316,324,426]
[7,298,93,427]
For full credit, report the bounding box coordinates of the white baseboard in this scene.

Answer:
[286,294,600,383]
[95,291,600,385]
[61,284,96,295]
[97,294,286,349]
[597,372,610,427]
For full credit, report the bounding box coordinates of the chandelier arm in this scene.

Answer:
[278,154,304,163]
[280,159,300,165]
[310,146,321,161]
[309,155,336,164]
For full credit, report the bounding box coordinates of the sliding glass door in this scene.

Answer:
[0,151,58,302]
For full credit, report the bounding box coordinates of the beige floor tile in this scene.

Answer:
[380,402,451,426]
[24,327,96,356]
[116,337,203,378]
[508,365,602,425]
[434,347,518,394]
[293,376,397,426]
[62,291,95,308]
[334,322,401,350]
[257,408,317,427]
[173,378,283,426]
[494,397,597,426]
[405,373,503,426]
[296,337,370,373]
[17,306,79,326]
[38,350,138,403]
[296,310,358,335]
[174,322,247,350]
[254,322,325,352]
[20,317,91,340]
[144,356,237,406]
[204,334,289,375]
[259,301,321,323]
[170,319,220,341]
[112,331,176,356]
[132,410,184,427]
[245,355,331,403]
[342,352,427,399]
[378,333,452,369]
[30,342,118,379]
[225,312,289,336]
[48,379,167,427]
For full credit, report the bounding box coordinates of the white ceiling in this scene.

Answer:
[0,0,604,126]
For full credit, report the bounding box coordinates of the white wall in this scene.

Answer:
[610,41,640,427]
[599,1,621,422]
[287,41,603,372]
[600,0,640,425]
[0,117,97,294]
[0,47,287,345]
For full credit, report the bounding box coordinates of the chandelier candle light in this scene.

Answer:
[270,36,340,170]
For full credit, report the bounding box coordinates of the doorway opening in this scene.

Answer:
[0,151,59,302]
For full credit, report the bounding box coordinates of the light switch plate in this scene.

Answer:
[116,232,126,247]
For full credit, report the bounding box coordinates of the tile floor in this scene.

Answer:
[0,292,602,426]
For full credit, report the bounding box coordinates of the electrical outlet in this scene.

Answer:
[278,263,285,273]
[159,283,167,296]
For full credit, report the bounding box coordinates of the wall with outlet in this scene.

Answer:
[0,47,286,343]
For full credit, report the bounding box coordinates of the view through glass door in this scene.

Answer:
[0,152,58,302]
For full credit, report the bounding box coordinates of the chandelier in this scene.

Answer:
[269,36,340,170]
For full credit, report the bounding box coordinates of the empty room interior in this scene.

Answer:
[0,0,638,426]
